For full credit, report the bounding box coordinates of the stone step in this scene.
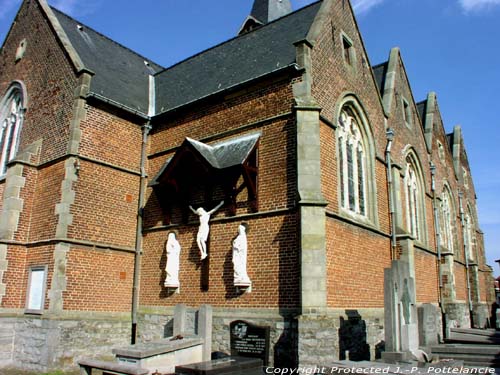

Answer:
[431,344,500,368]
[451,328,500,338]
[448,329,500,345]
[431,344,500,355]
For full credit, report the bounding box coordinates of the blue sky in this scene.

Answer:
[0,0,499,275]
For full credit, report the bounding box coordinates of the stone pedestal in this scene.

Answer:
[383,260,419,361]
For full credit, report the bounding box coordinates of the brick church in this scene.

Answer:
[0,0,494,371]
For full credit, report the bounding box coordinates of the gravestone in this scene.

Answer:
[418,304,439,346]
[230,320,270,366]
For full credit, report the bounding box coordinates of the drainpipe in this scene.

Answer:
[131,121,152,344]
[430,163,447,338]
[458,191,474,328]
[385,128,396,260]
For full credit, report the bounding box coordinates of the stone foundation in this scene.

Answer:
[472,303,489,329]
[138,307,299,367]
[0,312,131,372]
[444,302,470,333]
[298,309,385,367]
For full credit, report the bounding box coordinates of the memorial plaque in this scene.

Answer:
[230,320,270,366]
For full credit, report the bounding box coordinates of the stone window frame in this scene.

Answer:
[403,150,427,243]
[440,185,456,254]
[340,31,357,72]
[402,96,412,128]
[335,95,378,227]
[437,141,445,163]
[464,206,475,262]
[25,265,48,315]
[0,81,27,178]
[462,167,469,190]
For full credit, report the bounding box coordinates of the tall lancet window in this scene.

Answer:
[440,189,454,252]
[338,108,367,217]
[464,212,474,261]
[404,155,423,240]
[0,84,25,176]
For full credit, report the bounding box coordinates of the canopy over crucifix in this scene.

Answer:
[149,133,260,224]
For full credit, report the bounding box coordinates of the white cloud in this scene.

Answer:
[459,0,500,11]
[351,0,385,14]
[0,0,21,19]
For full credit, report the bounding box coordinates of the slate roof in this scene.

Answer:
[416,100,427,128]
[51,7,164,115]
[150,133,261,187]
[48,1,322,117]
[154,1,322,115]
[372,62,388,97]
[446,133,453,152]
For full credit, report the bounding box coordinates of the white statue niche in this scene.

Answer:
[189,200,224,260]
[233,223,251,291]
[164,231,181,289]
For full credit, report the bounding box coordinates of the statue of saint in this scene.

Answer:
[232,223,251,286]
[164,231,181,288]
[189,200,224,260]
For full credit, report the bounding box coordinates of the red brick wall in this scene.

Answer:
[69,160,140,248]
[1,245,28,308]
[79,106,143,171]
[414,249,439,303]
[310,2,387,159]
[326,219,391,308]
[0,0,77,164]
[454,264,467,301]
[1,245,55,310]
[141,214,299,308]
[142,79,299,308]
[14,166,38,242]
[29,161,64,242]
[63,247,134,311]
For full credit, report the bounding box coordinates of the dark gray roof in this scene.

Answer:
[416,100,427,128]
[51,7,163,114]
[446,133,453,152]
[372,62,387,97]
[251,0,293,24]
[150,133,261,186]
[154,1,322,114]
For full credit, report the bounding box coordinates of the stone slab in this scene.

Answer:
[175,356,262,375]
[78,359,148,375]
[113,337,203,358]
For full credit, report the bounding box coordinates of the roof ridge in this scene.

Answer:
[49,6,164,71]
[154,0,322,76]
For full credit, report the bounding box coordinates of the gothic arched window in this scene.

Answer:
[440,188,455,252]
[0,84,25,176]
[404,153,426,241]
[338,107,367,217]
[464,212,474,261]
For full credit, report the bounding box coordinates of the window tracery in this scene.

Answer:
[0,85,24,176]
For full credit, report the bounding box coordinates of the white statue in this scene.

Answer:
[164,231,181,288]
[232,223,251,286]
[189,200,224,260]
